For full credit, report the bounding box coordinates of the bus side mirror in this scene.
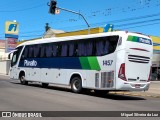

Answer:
[8,53,11,60]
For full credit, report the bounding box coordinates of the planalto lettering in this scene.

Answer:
[24,60,37,67]
[139,38,151,45]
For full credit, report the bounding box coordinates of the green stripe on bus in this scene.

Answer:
[79,57,91,69]
[88,57,101,70]
[128,36,138,42]
[132,36,138,42]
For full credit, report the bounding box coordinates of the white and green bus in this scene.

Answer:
[9,31,153,93]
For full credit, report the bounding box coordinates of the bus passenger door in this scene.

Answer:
[10,65,18,79]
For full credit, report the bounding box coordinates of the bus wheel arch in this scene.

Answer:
[19,71,28,85]
[70,74,82,93]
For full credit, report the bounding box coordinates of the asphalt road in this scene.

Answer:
[0,75,160,120]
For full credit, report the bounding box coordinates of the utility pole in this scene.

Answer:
[48,0,90,34]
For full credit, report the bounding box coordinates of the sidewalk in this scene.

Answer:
[0,73,160,98]
[110,81,160,98]
[0,73,9,80]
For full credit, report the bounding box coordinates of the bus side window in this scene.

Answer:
[108,36,119,54]
[74,42,78,57]
[23,46,29,58]
[40,45,46,58]
[68,42,75,57]
[92,39,96,56]
[96,40,103,56]
[77,41,85,56]
[61,43,68,57]
[52,44,57,57]
[28,46,34,58]
[86,40,93,56]
[57,44,62,57]
[46,44,53,57]
[103,39,109,55]
[34,45,40,58]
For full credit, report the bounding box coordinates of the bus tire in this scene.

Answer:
[19,73,28,85]
[71,77,82,93]
[42,83,49,88]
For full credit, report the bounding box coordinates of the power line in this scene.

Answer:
[1,12,159,38]
[120,22,160,30]
[0,4,44,12]
[115,19,160,28]
[90,12,160,27]
[19,18,160,38]
[18,12,160,35]
[19,34,42,38]
[51,0,160,25]
[17,21,160,39]
[20,30,44,34]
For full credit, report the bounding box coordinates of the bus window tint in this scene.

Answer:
[86,41,93,56]
[34,45,40,58]
[20,35,119,59]
[61,43,68,57]
[52,44,57,57]
[96,40,103,56]
[57,44,62,56]
[108,36,119,54]
[46,44,53,57]
[23,46,29,58]
[103,40,109,55]
[76,40,93,56]
[94,36,119,56]
[12,53,17,64]
[69,42,75,57]
[11,46,23,66]
[28,46,34,58]
[40,45,46,58]
[77,42,85,56]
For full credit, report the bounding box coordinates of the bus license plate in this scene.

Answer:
[135,84,141,88]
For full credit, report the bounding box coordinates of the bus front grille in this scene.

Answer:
[128,55,150,64]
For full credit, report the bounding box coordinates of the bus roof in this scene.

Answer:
[17,31,151,47]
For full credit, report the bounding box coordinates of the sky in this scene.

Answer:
[0,0,160,41]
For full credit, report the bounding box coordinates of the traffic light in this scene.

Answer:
[49,0,57,14]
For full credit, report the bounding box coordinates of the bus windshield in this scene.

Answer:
[11,46,23,67]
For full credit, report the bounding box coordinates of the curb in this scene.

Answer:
[0,74,9,76]
[109,91,160,98]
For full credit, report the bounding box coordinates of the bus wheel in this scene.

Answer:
[71,77,82,93]
[19,74,28,85]
[42,83,49,88]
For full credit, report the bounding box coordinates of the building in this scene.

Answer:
[0,40,6,60]
[0,40,10,75]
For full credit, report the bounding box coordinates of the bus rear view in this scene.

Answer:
[116,32,152,91]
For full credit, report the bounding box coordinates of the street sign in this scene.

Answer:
[5,21,19,52]
[5,21,19,35]
[104,24,114,32]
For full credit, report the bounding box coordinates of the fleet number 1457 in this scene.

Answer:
[103,60,113,66]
